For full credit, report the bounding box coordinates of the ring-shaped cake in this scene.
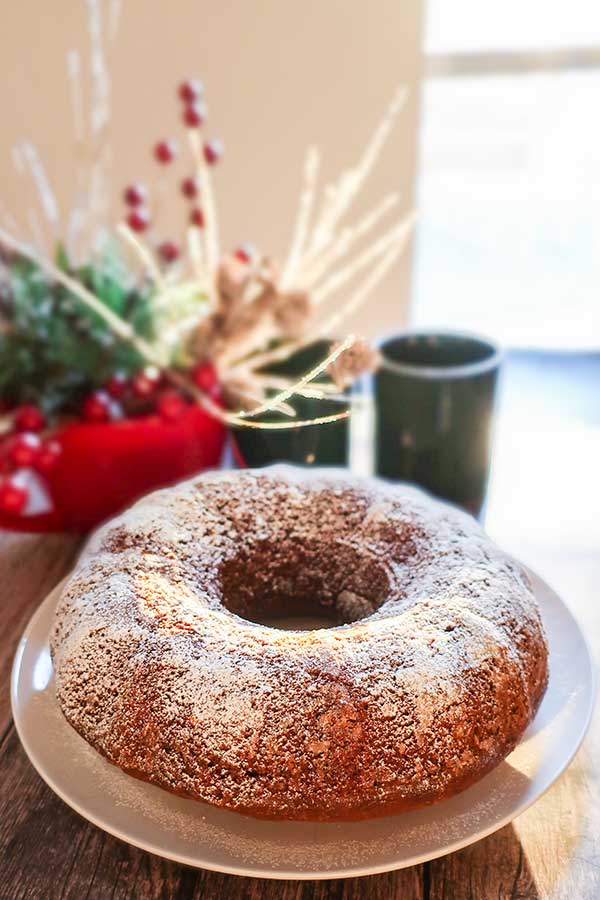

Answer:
[51,466,548,820]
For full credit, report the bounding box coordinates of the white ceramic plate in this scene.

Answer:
[11,569,595,881]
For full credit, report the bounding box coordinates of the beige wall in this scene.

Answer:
[0,0,424,338]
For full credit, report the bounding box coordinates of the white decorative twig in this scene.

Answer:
[85,0,113,251]
[300,192,399,289]
[188,130,220,301]
[313,211,415,306]
[280,145,320,289]
[26,210,48,255]
[66,49,87,262]
[12,143,53,254]
[67,50,85,144]
[303,85,407,263]
[20,141,60,236]
[216,314,276,369]
[186,225,205,282]
[229,211,414,376]
[316,226,414,338]
[87,0,110,138]
[228,340,297,376]
[255,373,341,398]
[236,334,355,419]
[116,223,165,289]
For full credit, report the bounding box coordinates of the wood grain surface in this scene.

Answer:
[0,536,598,899]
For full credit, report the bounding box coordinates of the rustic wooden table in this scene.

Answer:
[1,351,598,899]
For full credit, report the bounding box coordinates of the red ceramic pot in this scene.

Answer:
[0,405,226,533]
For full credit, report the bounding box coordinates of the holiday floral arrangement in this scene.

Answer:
[0,0,412,531]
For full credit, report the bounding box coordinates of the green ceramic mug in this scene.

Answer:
[375,331,502,517]
[233,340,349,468]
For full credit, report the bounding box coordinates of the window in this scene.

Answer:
[413,1,600,348]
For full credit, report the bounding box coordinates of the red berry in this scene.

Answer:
[123,183,147,207]
[127,208,150,233]
[157,389,187,422]
[105,372,128,399]
[0,477,28,515]
[154,139,177,164]
[9,433,41,468]
[14,405,45,433]
[131,367,161,399]
[190,207,205,228]
[158,241,180,264]
[234,242,256,265]
[183,102,206,128]
[35,439,62,474]
[82,390,113,423]
[178,78,204,103]
[203,138,223,166]
[192,362,218,395]
[181,176,199,200]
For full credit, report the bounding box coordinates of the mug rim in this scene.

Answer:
[377,328,503,380]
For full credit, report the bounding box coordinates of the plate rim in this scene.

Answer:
[10,569,597,881]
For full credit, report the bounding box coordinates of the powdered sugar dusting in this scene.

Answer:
[50,465,548,821]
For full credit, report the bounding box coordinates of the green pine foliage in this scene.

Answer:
[0,244,155,415]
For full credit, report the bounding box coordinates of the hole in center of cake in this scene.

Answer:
[219,539,389,630]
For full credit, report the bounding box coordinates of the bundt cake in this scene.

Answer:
[50,466,548,821]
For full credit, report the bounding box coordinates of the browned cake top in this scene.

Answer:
[51,466,548,820]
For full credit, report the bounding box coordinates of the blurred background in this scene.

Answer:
[0,0,598,556]
[0,0,422,338]
[1,1,599,346]
[417,0,600,349]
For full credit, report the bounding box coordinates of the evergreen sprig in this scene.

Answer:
[0,243,155,415]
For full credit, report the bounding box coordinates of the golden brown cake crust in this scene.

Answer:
[50,466,548,821]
